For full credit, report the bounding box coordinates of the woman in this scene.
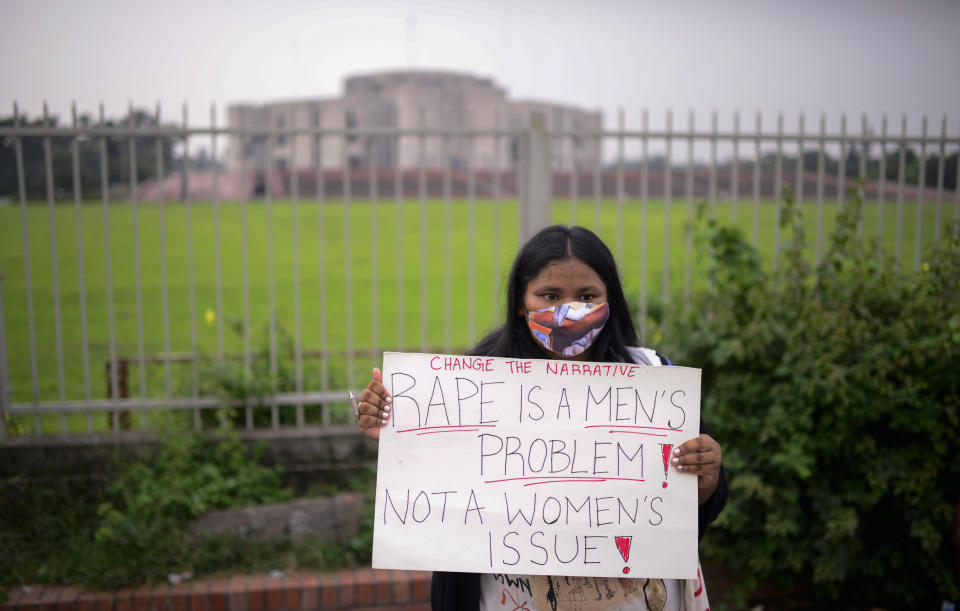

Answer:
[356,225,727,611]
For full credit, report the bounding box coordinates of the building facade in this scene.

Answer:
[225,70,602,171]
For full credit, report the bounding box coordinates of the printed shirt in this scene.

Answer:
[479,573,684,611]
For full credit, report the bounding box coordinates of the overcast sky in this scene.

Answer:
[3,0,959,140]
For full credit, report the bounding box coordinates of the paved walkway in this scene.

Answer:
[1,568,430,611]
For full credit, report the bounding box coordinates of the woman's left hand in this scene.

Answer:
[672,434,723,505]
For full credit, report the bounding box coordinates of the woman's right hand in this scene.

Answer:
[356,367,392,441]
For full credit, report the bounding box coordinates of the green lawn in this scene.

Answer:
[0,195,952,434]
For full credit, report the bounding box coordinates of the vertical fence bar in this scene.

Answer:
[212,105,224,366]
[838,114,847,211]
[370,134,380,368]
[41,104,67,434]
[418,110,428,352]
[914,115,928,271]
[860,114,869,186]
[518,117,529,248]
[13,103,41,432]
[593,125,601,234]
[71,103,92,432]
[731,111,740,224]
[878,115,887,240]
[816,114,826,264]
[98,103,119,432]
[156,104,172,418]
[858,113,868,236]
[639,109,649,346]
[292,123,304,427]
[752,112,761,247]
[955,120,960,240]
[241,130,252,429]
[344,113,356,393]
[709,110,718,217]
[128,103,147,413]
[442,134,452,353]
[0,257,9,437]
[467,116,477,346]
[773,112,783,268]
[182,104,199,429]
[393,129,404,351]
[860,113,869,180]
[934,115,946,241]
[315,106,330,424]
[264,119,277,428]
[850,113,869,237]
[210,106,226,429]
[896,115,907,265]
[156,105,172,422]
[493,111,502,325]
[42,105,67,419]
[663,110,673,315]
[616,109,625,267]
[684,110,694,313]
[796,113,805,215]
[570,132,578,225]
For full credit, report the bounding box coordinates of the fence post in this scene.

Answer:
[519,112,552,240]
[0,270,10,438]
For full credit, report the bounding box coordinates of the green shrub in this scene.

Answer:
[0,431,376,589]
[89,432,292,587]
[188,321,343,430]
[668,189,960,606]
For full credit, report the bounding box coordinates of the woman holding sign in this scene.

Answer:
[356,225,727,611]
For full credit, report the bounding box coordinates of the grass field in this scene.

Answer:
[0,195,953,434]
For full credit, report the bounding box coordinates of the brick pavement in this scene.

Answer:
[1,569,431,611]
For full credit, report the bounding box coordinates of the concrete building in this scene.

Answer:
[225,70,602,172]
[225,97,345,173]
[508,99,603,170]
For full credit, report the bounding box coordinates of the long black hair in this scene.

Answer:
[470,225,639,362]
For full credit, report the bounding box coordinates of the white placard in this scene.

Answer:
[372,352,701,579]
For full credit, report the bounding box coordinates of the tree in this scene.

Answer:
[0,109,178,200]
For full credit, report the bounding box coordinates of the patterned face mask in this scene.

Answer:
[526,301,610,357]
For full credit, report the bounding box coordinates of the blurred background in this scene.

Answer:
[1,0,958,608]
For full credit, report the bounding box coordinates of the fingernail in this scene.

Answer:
[382,405,391,412]
[677,465,684,472]
[381,419,388,425]
[385,396,392,403]
[671,457,679,465]
[674,448,681,455]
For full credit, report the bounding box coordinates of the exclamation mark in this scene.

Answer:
[660,443,673,488]
[615,536,632,574]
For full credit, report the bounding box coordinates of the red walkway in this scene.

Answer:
[1,569,430,611]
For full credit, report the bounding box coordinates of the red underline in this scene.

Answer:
[584,425,681,431]
[484,476,646,485]
[417,428,480,435]
[397,424,498,433]
[524,479,605,487]
[609,430,668,436]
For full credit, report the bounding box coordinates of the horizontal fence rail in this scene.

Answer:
[0,105,957,439]
[3,124,960,146]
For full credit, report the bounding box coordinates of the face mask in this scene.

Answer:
[527,301,610,357]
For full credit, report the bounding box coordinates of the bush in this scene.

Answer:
[189,321,345,430]
[667,189,960,606]
[91,432,294,585]
[0,431,375,589]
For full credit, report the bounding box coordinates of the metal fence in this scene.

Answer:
[1,104,958,439]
